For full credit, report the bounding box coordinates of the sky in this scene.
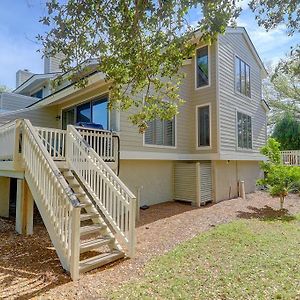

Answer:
[0,0,299,90]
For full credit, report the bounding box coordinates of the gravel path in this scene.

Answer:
[0,191,300,300]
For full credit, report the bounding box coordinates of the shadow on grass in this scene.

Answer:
[237,205,297,222]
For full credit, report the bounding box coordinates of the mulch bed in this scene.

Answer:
[0,191,299,299]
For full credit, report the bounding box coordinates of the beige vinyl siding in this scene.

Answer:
[119,63,194,154]
[191,44,218,154]
[218,32,266,153]
[0,106,59,128]
[0,93,37,111]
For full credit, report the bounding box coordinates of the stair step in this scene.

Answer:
[80,237,113,253]
[65,174,75,180]
[74,192,86,198]
[69,182,80,188]
[59,167,70,172]
[80,224,106,236]
[80,213,99,221]
[79,251,125,273]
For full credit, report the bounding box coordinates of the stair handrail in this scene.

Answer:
[66,125,136,257]
[21,119,81,280]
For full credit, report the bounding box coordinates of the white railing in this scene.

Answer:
[66,125,136,257]
[36,127,66,160]
[281,150,300,166]
[0,121,16,160]
[75,127,118,162]
[22,120,81,280]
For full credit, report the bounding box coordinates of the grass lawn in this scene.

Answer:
[110,214,300,299]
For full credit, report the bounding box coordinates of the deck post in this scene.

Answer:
[15,179,34,235]
[0,176,10,218]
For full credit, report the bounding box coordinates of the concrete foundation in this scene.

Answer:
[119,160,173,206]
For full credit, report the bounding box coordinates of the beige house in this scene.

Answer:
[0,27,268,279]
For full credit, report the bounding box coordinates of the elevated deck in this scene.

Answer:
[281,150,300,166]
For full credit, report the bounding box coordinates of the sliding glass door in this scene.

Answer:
[62,96,109,129]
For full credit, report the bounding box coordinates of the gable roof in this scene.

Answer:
[225,27,268,77]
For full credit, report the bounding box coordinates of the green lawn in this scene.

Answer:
[111,214,300,300]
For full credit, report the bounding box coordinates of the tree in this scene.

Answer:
[0,84,10,93]
[272,113,300,150]
[39,1,299,131]
[263,51,300,129]
[258,138,300,209]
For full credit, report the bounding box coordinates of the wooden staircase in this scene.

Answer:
[0,119,136,280]
[57,162,125,274]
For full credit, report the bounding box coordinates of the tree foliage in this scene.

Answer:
[0,84,10,93]
[263,51,300,129]
[272,113,300,150]
[258,138,300,209]
[39,0,239,132]
[39,0,299,131]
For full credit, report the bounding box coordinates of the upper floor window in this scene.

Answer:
[235,57,251,97]
[145,118,175,147]
[197,104,210,148]
[31,89,43,99]
[237,111,252,149]
[196,46,209,88]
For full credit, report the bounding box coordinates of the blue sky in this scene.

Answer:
[0,0,299,89]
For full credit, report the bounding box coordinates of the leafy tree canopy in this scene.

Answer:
[39,0,299,131]
[0,84,10,93]
[272,113,300,150]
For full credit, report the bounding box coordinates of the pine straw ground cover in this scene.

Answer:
[110,214,300,300]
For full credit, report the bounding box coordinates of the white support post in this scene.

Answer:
[240,180,246,200]
[128,198,136,258]
[0,177,10,218]
[70,207,81,281]
[15,179,34,235]
[135,186,143,222]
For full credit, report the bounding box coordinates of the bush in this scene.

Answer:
[258,138,300,209]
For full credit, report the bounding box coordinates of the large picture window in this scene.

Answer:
[235,57,251,97]
[144,118,175,147]
[237,112,252,149]
[197,105,210,148]
[62,97,109,130]
[196,46,209,88]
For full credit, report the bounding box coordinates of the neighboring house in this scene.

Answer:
[0,27,268,279]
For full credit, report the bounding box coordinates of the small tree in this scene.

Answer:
[258,138,300,209]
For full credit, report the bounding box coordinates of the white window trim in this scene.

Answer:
[143,116,177,149]
[234,54,251,99]
[235,109,254,152]
[195,45,211,90]
[196,103,212,150]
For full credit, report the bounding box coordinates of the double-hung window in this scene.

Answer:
[235,57,251,97]
[237,112,252,149]
[196,46,209,88]
[145,118,175,147]
[197,105,211,148]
